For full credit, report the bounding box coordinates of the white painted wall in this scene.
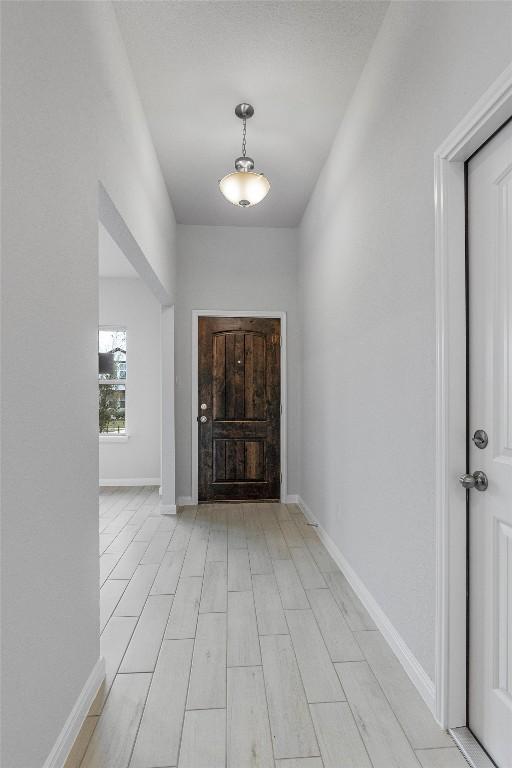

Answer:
[175,225,300,500]
[1,4,176,766]
[99,278,161,484]
[299,0,512,681]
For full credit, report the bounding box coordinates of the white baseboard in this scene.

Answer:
[295,495,437,720]
[160,503,177,515]
[99,477,161,487]
[286,494,300,504]
[43,656,105,768]
[177,496,194,506]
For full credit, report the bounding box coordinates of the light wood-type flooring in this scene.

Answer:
[68,486,465,768]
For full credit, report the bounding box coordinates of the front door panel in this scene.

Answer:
[468,119,512,768]
[198,316,280,502]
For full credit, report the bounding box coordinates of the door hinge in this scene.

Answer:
[280,472,282,483]
[280,403,283,414]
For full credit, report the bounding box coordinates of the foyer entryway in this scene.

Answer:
[70,487,462,768]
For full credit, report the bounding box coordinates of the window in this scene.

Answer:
[98,328,127,435]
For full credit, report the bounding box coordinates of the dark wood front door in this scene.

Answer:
[198,316,281,502]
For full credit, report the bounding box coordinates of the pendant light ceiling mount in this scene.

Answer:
[218,102,270,208]
[234,102,254,120]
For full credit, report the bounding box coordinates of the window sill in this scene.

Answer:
[99,434,129,443]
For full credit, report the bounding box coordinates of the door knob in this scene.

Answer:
[472,429,488,449]
[459,471,488,491]
[200,415,207,423]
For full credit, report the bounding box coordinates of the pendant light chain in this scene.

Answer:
[219,103,270,207]
[242,118,247,158]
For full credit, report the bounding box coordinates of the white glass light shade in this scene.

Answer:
[218,171,270,207]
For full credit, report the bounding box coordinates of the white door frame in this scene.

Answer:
[191,309,287,505]
[434,63,512,729]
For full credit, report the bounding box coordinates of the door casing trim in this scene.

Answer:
[434,63,512,729]
[191,309,287,505]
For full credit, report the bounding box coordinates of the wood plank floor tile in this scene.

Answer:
[210,505,228,529]
[109,541,149,581]
[179,709,226,768]
[187,612,227,710]
[81,673,151,768]
[180,525,209,577]
[265,526,291,560]
[310,701,371,768]
[247,533,273,575]
[124,487,154,510]
[227,590,261,667]
[194,506,210,530]
[157,513,177,531]
[140,530,173,564]
[150,547,186,595]
[100,532,118,554]
[275,503,292,522]
[307,588,363,662]
[285,610,344,703]
[104,524,140,555]
[129,640,193,768]
[91,616,137,715]
[242,504,261,533]
[133,516,161,542]
[100,552,122,586]
[335,661,421,768]
[260,634,319,760]
[200,561,227,613]
[415,748,468,768]
[114,564,159,617]
[325,572,376,631]
[290,547,326,589]
[207,528,228,562]
[279,520,304,548]
[228,547,252,591]
[164,575,202,639]
[100,579,129,632]
[90,493,451,768]
[305,538,340,574]
[100,491,132,520]
[168,520,194,551]
[257,507,278,531]
[290,517,318,544]
[119,595,173,672]
[355,630,452,749]
[273,559,309,610]
[127,506,153,529]
[252,573,288,635]
[99,487,121,511]
[228,507,247,548]
[103,509,138,537]
[227,666,274,768]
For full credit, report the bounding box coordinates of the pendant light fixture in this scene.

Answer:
[219,103,270,208]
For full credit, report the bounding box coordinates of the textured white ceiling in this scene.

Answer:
[99,223,139,278]
[115,1,388,228]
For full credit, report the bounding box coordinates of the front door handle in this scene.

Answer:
[459,471,488,491]
[200,415,207,423]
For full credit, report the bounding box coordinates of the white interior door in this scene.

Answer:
[468,119,512,768]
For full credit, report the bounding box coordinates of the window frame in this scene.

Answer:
[98,325,128,438]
